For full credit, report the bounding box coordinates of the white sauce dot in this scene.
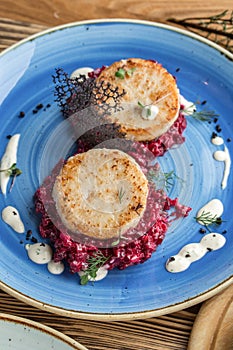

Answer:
[214,150,226,161]
[141,105,159,120]
[26,243,52,264]
[2,206,25,233]
[212,136,224,146]
[78,266,108,282]
[47,260,65,275]
[196,199,223,226]
[70,67,93,79]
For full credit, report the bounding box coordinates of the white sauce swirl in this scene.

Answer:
[214,146,231,190]
[211,136,231,189]
[166,233,226,273]
[2,206,25,233]
[26,243,52,264]
[0,134,20,195]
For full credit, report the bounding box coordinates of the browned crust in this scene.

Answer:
[53,149,148,240]
[96,58,180,141]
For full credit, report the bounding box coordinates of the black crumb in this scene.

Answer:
[20,240,24,244]
[201,100,207,105]
[40,242,46,247]
[215,124,222,133]
[26,229,32,239]
[213,118,218,123]
[31,236,38,243]
[32,109,38,114]
[222,230,227,234]
[176,68,180,72]
[36,103,43,110]
[6,135,12,139]
[199,228,206,234]
[169,256,175,262]
[212,132,217,138]
[227,138,231,142]
[19,111,25,118]
[207,247,213,252]
[185,254,191,258]
[46,103,51,108]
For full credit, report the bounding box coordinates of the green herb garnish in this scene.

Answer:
[0,163,22,192]
[118,187,126,203]
[115,68,126,79]
[115,67,136,79]
[195,211,223,227]
[148,169,183,191]
[80,251,109,285]
[183,105,219,122]
[138,101,152,119]
[0,163,22,177]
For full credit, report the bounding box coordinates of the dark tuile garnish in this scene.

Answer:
[52,68,127,150]
[53,68,96,118]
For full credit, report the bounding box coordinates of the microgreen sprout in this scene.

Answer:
[0,163,22,177]
[115,67,136,79]
[0,163,22,192]
[80,251,109,285]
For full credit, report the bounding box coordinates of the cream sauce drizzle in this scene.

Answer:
[214,146,231,190]
[211,136,231,189]
[0,134,20,195]
[2,206,25,233]
[166,233,226,273]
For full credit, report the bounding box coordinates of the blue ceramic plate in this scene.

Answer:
[0,19,233,320]
[0,313,87,349]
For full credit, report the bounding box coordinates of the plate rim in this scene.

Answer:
[0,312,88,349]
[0,18,233,321]
[1,18,233,60]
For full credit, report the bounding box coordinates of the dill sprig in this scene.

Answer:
[80,251,109,285]
[147,168,183,191]
[118,187,126,203]
[184,107,219,122]
[168,10,233,52]
[195,210,223,227]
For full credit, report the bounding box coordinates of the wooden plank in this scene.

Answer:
[0,289,199,350]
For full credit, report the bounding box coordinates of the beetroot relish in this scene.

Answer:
[34,165,191,273]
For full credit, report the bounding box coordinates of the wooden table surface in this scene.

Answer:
[0,1,232,350]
